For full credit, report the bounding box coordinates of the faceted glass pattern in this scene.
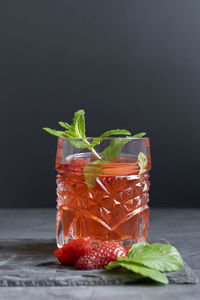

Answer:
[56,138,151,248]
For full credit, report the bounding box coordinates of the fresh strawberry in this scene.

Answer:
[54,237,91,265]
[75,241,126,270]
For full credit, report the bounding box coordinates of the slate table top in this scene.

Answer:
[0,208,200,300]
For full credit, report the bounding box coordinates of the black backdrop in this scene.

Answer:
[1,0,200,208]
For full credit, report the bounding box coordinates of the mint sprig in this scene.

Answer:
[127,243,184,272]
[44,109,101,159]
[101,135,143,161]
[114,260,169,284]
[43,109,146,161]
[43,110,136,159]
[91,129,131,148]
[106,243,184,285]
[43,109,147,188]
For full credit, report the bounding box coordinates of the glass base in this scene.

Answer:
[56,206,149,248]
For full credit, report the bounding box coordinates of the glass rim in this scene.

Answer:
[58,137,149,140]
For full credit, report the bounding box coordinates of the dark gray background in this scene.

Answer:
[0,0,200,208]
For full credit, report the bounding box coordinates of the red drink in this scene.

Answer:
[56,139,151,248]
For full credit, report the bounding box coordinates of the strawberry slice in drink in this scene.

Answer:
[101,162,139,176]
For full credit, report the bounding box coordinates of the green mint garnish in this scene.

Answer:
[44,109,101,159]
[42,128,67,138]
[82,160,110,188]
[112,260,169,284]
[90,129,131,148]
[106,243,184,285]
[137,152,148,174]
[101,135,145,161]
[43,109,147,188]
[127,243,184,272]
[82,164,102,189]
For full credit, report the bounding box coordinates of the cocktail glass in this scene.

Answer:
[56,137,151,248]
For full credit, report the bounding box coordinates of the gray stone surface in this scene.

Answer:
[1,286,200,300]
[0,239,197,287]
[0,208,200,299]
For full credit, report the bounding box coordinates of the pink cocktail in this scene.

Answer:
[56,137,151,249]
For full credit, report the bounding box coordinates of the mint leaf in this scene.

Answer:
[115,261,169,284]
[106,242,184,285]
[127,243,184,272]
[132,132,146,138]
[43,128,67,138]
[62,131,77,138]
[101,132,147,161]
[105,261,121,270]
[106,258,169,284]
[69,139,90,149]
[82,163,102,188]
[129,243,147,250]
[100,129,131,138]
[58,121,71,130]
[90,138,102,148]
[78,113,86,138]
[44,110,90,149]
[82,160,110,188]
[101,137,131,160]
[137,152,148,174]
[71,109,86,138]
[91,129,131,148]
